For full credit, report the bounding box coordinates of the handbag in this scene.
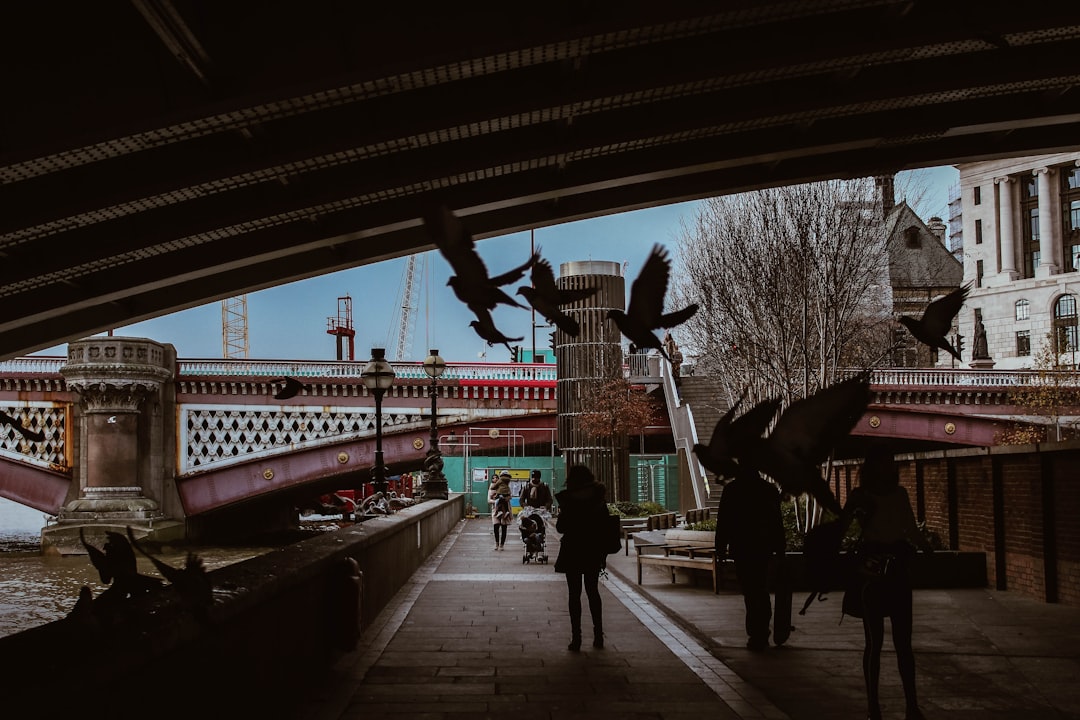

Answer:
[604,513,622,555]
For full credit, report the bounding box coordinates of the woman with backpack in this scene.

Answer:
[554,464,609,651]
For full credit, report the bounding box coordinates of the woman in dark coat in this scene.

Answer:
[843,448,933,720]
[554,464,608,651]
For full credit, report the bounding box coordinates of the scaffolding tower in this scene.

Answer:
[221,295,249,358]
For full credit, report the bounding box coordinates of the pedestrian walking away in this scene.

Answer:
[841,446,935,720]
[714,462,786,650]
[554,464,609,652]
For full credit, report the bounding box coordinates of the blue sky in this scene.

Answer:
[35,166,959,364]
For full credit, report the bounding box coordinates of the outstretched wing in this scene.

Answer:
[80,528,113,585]
[767,371,871,467]
[921,283,970,338]
[424,205,489,281]
[625,245,672,328]
[274,377,305,400]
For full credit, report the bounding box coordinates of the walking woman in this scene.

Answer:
[489,472,512,550]
[844,448,934,720]
[554,464,608,651]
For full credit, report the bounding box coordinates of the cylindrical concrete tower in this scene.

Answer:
[555,261,630,501]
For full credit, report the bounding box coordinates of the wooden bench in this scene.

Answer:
[646,512,678,530]
[683,507,711,525]
[635,531,722,594]
[620,517,648,555]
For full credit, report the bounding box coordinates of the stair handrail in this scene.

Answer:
[658,360,707,508]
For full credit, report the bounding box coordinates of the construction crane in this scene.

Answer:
[327,294,356,361]
[221,295,249,358]
[389,253,427,361]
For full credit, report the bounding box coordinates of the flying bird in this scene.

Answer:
[898,283,971,361]
[743,371,873,517]
[692,391,782,480]
[423,205,537,313]
[127,527,213,616]
[606,244,698,361]
[468,307,523,354]
[273,377,308,400]
[79,528,162,599]
[0,409,45,442]
[516,256,598,336]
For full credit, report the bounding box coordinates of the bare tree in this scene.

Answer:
[670,179,892,408]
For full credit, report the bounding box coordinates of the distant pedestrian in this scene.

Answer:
[713,463,785,650]
[519,470,553,512]
[842,447,934,720]
[489,472,513,550]
[554,465,608,651]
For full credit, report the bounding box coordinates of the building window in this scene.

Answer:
[974,219,983,244]
[903,226,920,248]
[1062,167,1080,271]
[973,185,981,205]
[976,259,984,288]
[1016,330,1031,357]
[1015,299,1030,320]
[1021,177,1040,279]
[1054,294,1078,356]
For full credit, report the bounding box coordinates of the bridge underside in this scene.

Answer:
[4,3,1080,359]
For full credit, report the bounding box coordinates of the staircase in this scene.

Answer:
[671,375,733,512]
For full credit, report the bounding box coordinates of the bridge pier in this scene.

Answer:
[42,337,184,554]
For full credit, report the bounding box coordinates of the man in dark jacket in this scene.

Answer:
[520,470,553,511]
[714,463,786,650]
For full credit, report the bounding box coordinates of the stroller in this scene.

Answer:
[518,511,549,564]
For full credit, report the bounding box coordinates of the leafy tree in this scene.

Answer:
[998,333,1080,444]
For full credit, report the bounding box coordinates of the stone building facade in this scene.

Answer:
[956,152,1080,369]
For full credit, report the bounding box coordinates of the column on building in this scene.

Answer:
[995,176,1018,280]
[1035,167,1059,277]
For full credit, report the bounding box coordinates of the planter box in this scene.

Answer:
[665,529,715,544]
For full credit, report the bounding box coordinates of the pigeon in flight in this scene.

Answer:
[273,377,308,400]
[898,283,971,361]
[742,371,872,517]
[79,528,162,599]
[468,307,523,354]
[127,527,213,618]
[424,205,537,313]
[0,409,45,442]
[606,244,698,361]
[516,256,598,336]
[693,391,782,480]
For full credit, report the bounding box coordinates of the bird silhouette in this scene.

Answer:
[516,255,598,336]
[273,377,308,400]
[468,307,523,354]
[0,409,45,442]
[693,391,782,480]
[606,244,698,361]
[424,205,537,312]
[127,527,213,616]
[898,283,971,361]
[743,371,872,517]
[79,528,162,598]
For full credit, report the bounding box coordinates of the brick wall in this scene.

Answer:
[835,441,1080,606]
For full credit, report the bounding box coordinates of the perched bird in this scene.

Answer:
[0,409,45,442]
[606,244,698,361]
[273,377,308,400]
[424,205,537,312]
[127,527,213,616]
[516,256,598,336]
[468,307,523,353]
[898,283,971,361]
[743,371,873,517]
[693,391,782,480]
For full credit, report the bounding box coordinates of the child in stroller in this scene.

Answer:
[519,511,548,564]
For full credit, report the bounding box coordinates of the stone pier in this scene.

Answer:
[42,336,184,554]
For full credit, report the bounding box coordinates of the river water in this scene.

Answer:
[0,497,328,639]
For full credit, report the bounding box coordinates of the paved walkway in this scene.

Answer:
[299,518,1080,720]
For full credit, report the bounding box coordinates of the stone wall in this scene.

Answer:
[0,495,464,715]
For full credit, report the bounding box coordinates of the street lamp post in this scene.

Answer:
[422,349,449,499]
[360,348,396,502]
